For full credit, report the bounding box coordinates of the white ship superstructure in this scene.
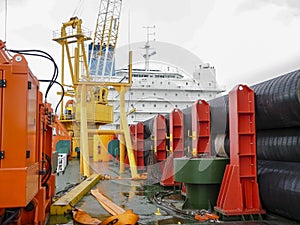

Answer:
[89,40,225,127]
[108,62,224,126]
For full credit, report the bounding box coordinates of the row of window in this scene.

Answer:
[130,92,212,98]
[137,80,213,86]
[138,103,190,108]
[132,74,179,79]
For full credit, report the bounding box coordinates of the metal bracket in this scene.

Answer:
[28,81,32,90]
[0,151,5,159]
[26,150,30,159]
[0,79,6,88]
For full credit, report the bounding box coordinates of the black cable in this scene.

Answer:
[6,49,59,102]
[2,209,21,225]
[151,191,195,219]
[55,182,80,198]
[8,50,58,100]
[19,51,57,100]
[39,80,65,115]
[42,153,52,187]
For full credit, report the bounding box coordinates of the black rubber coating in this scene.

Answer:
[223,127,300,163]
[258,160,300,222]
[252,70,300,130]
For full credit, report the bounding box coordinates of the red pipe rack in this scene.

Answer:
[154,114,167,162]
[136,122,145,170]
[161,108,184,186]
[129,123,145,170]
[215,85,265,216]
[169,109,184,158]
[192,99,211,156]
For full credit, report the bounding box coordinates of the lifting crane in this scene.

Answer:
[53,0,139,178]
[89,0,122,78]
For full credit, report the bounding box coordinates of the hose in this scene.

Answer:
[6,49,64,114]
[151,191,195,220]
[42,153,52,187]
[2,208,21,225]
[39,79,65,114]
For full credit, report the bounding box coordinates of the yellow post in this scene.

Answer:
[79,84,90,176]
[93,135,100,162]
[119,86,138,178]
[118,88,126,174]
[80,150,84,174]
[81,42,90,80]
[119,122,125,174]
[60,43,65,120]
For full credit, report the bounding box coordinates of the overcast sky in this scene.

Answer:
[1,0,300,97]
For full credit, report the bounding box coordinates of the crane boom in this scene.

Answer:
[89,0,122,78]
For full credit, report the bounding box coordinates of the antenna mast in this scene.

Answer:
[142,25,156,71]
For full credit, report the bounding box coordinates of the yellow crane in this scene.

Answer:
[53,0,138,178]
[89,0,122,78]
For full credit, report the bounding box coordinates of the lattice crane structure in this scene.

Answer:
[89,0,122,78]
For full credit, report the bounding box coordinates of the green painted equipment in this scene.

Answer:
[174,157,228,210]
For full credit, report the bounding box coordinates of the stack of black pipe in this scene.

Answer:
[140,69,300,221]
[143,114,170,154]
[209,69,300,221]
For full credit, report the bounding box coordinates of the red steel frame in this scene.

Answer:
[215,85,265,216]
[169,109,184,158]
[135,122,145,170]
[192,100,211,156]
[154,114,167,162]
[161,108,184,186]
[129,122,145,170]
[130,122,145,170]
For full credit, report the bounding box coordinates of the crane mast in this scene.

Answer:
[53,0,139,178]
[89,0,122,78]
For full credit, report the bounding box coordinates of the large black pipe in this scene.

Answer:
[223,127,300,162]
[209,96,229,156]
[141,69,300,222]
[253,70,300,130]
[258,160,300,221]
[256,128,300,162]
[209,69,300,131]
[210,69,300,158]
[143,117,155,139]
[209,95,229,134]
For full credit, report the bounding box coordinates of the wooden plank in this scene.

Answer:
[91,189,125,215]
[50,174,101,215]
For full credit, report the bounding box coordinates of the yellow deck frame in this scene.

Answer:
[50,174,101,215]
[53,17,138,178]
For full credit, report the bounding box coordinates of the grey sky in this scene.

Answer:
[238,0,300,11]
[1,0,300,104]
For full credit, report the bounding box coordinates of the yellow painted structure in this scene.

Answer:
[79,84,90,177]
[93,134,114,162]
[53,16,138,178]
[75,101,113,124]
[50,174,101,215]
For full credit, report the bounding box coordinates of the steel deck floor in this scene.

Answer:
[48,159,300,225]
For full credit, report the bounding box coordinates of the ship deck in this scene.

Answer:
[48,159,300,225]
